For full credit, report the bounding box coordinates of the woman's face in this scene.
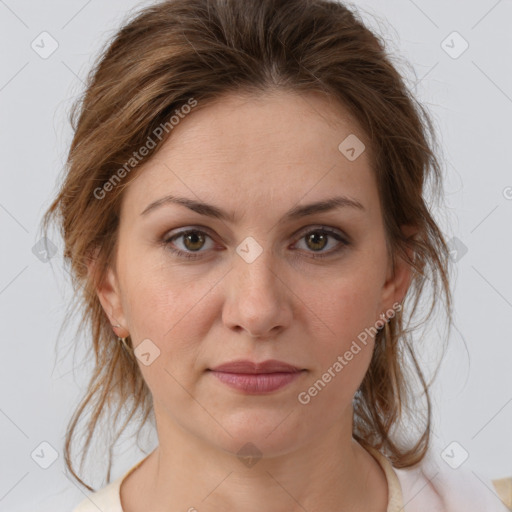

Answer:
[97,90,412,456]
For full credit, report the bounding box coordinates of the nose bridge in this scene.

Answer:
[234,234,280,301]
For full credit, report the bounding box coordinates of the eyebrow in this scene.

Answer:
[140,194,366,222]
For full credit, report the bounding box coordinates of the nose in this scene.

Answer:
[222,242,293,339]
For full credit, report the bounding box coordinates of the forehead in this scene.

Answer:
[122,90,379,221]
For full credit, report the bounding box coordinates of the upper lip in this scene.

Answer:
[209,359,303,374]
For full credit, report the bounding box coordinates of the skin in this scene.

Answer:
[93,89,414,512]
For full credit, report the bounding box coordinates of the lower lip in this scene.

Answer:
[209,370,304,393]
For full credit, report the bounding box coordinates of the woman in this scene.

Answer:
[42,0,512,510]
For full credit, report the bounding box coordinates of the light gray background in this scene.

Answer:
[1,0,511,510]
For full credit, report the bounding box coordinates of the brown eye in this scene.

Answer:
[162,226,349,261]
[293,228,349,259]
[163,229,215,260]
[305,232,329,252]
[181,231,206,251]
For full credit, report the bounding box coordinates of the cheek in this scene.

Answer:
[119,269,212,403]
[302,265,383,343]
[118,244,209,334]
[293,262,385,396]
[117,253,220,382]
[123,274,210,346]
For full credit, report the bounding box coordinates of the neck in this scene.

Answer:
[122,407,388,512]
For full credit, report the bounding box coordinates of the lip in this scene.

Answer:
[209,371,304,393]
[207,359,306,394]
[209,359,303,374]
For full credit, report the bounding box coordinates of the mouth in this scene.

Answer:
[207,359,307,394]
[207,370,306,394]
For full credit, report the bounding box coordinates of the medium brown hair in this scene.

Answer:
[43,0,453,491]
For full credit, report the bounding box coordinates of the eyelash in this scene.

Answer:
[161,226,350,260]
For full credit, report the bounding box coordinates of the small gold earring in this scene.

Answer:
[119,336,133,354]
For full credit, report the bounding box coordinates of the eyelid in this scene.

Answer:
[162,225,220,243]
[292,224,349,242]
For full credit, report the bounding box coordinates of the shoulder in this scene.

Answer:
[70,453,152,512]
[393,450,512,512]
[492,477,512,511]
[71,477,124,512]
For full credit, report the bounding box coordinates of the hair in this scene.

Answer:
[42,0,453,491]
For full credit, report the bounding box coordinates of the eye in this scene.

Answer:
[292,227,349,259]
[162,226,350,260]
[163,229,215,260]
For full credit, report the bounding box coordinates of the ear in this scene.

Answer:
[86,248,129,338]
[378,224,417,315]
